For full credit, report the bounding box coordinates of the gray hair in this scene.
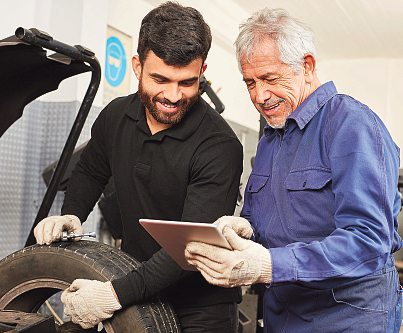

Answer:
[235,8,316,73]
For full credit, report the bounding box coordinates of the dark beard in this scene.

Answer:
[138,80,198,125]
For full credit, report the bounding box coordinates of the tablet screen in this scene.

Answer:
[139,218,231,271]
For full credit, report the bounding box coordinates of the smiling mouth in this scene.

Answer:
[261,99,284,111]
[266,102,281,110]
[155,100,182,113]
[159,101,177,109]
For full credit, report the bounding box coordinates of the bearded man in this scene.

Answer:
[34,2,243,332]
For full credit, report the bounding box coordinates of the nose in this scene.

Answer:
[164,84,183,103]
[255,81,271,105]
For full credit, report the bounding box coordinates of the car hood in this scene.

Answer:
[0,35,90,137]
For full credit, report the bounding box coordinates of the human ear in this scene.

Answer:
[132,55,142,80]
[303,54,316,83]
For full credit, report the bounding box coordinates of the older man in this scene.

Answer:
[186,8,402,333]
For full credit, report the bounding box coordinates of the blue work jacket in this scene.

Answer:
[242,81,402,332]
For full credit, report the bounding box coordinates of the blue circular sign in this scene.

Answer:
[105,36,127,87]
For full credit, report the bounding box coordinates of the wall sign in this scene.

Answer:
[105,36,126,87]
[103,26,132,106]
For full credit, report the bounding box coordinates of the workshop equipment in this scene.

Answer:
[61,231,96,241]
[0,310,55,333]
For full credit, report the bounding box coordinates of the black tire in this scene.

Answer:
[0,241,181,333]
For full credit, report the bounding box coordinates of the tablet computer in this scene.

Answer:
[139,218,231,271]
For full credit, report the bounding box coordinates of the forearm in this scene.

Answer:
[270,225,391,283]
[112,249,191,306]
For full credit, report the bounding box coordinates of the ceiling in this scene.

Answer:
[234,0,403,60]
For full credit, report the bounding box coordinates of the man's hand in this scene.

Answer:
[61,279,122,329]
[214,216,253,239]
[34,215,83,245]
[185,227,272,287]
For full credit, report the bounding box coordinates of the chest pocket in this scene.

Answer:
[285,168,331,190]
[245,174,271,243]
[245,174,271,214]
[133,161,151,187]
[247,174,270,193]
[284,168,334,239]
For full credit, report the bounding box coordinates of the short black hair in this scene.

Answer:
[137,1,212,66]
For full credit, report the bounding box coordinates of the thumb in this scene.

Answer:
[68,279,86,292]
[222,226,248,250]
[60,288,70,304]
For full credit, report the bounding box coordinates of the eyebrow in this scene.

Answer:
[149,73,199,83]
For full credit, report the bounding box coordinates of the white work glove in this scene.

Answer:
[61,279,122,329]
[185,226,272,287]
[34,215,83,245]
[214,216,253,239]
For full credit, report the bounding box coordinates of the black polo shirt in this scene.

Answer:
[62,93,243,307]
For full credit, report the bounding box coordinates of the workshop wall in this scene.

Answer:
[2,0,403,147]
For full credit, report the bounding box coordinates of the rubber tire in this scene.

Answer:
[0,241,181,332]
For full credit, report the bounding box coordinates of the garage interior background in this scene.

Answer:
[1,0,403,260]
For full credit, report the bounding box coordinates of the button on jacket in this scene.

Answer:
[62,93,243,308]
[242,81,402,331]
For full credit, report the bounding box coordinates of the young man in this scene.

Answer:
[186,8,402,333]
[34,2,243,332]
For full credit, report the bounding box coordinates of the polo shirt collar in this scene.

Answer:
[264,81,337,136]
[125,93,207,140]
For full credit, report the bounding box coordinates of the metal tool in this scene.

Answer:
[61,231,96,241]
